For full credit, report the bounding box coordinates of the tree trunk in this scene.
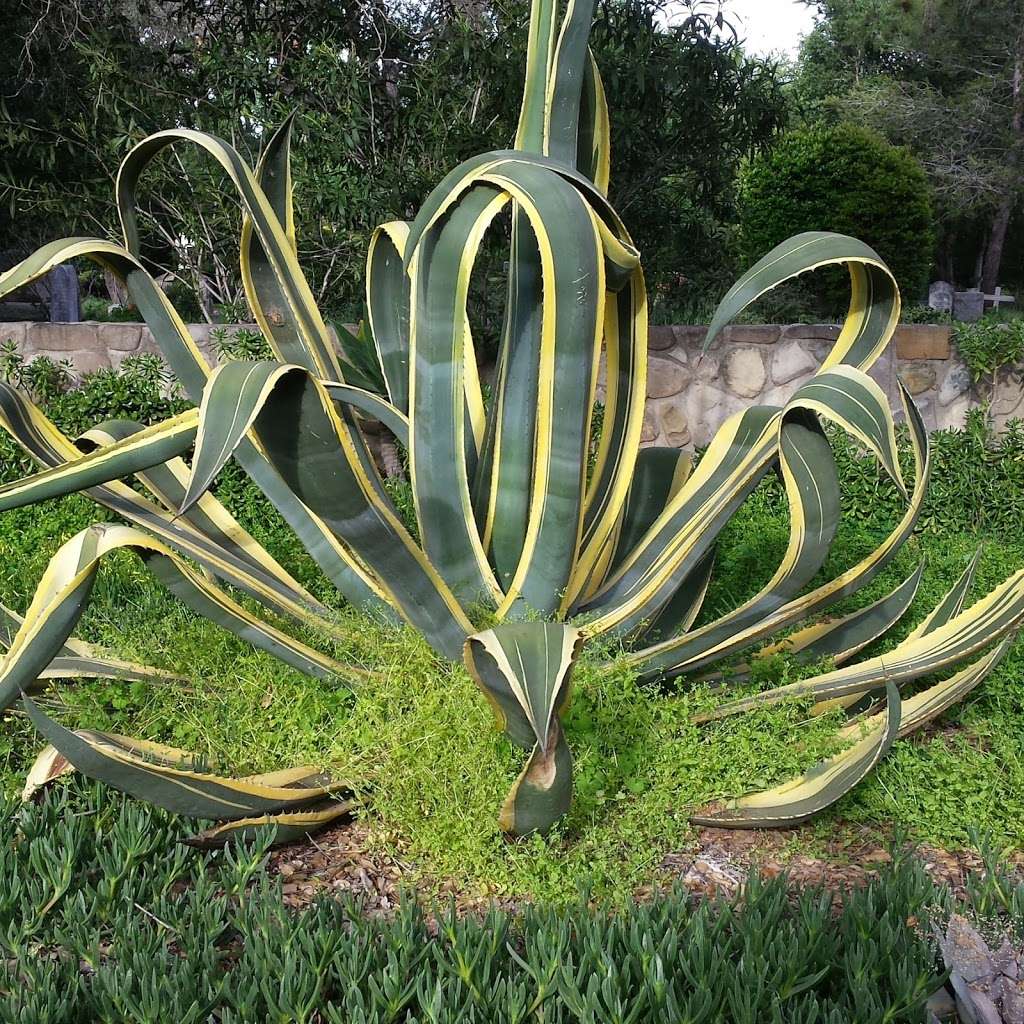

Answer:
[981,54,1023,294]
[981,199,1013,294]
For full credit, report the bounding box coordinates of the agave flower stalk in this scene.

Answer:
[1,0,1022,844]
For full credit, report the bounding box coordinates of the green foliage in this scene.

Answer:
[2,0,786,325]
[210,326,273,362]
[818,413,1024,541]
[901,305,952,325]
[737,124,935,311]
[3,433,1024,897]
[4,779,1006,1022]
[953,314,1024,385]
[80,297,145,323]
[0,353,187,483]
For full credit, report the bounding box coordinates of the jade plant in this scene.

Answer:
[2,0,1023,845]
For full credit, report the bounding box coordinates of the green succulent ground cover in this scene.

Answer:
[2,373,1024,903]
[14,779,1018,1024]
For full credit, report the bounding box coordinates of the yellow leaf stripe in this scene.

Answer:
[0,524,360,707]
[692,683,901,829]
[696,564,1024,723]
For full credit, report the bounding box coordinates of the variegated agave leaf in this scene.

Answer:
[464,623,583,835]
[0,0,1019,843]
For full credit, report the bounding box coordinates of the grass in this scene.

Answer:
[3,445,1024,905]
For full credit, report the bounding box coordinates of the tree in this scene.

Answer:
[793,0,1024,292]
[1,0,787,324]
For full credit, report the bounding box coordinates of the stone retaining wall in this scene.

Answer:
[2,320,1016,448]
[620,323,999,448]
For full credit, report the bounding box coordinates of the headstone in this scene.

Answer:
[928,280,954,313]
[984,285,1016,310]
[954,288,985,322]
[37,263,81,322]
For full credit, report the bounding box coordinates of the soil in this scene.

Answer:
[266,816,1024,917]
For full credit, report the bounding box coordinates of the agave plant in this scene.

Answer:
[2,0,1023,846]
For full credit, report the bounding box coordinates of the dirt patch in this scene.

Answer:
[268,816,1023,916]
[266,821,519,917]
[651,823,1024,903]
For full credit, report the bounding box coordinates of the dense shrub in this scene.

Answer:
[737,124,935,313]
[953,313,1024,391]
[0,351,188,483]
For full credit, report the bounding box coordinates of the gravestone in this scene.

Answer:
[36,263,81,322]
[928,280,954,313]
[985,285,1016,310]
[954,288,985,322]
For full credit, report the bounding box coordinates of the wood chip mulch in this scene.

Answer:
[650,824,1024,904]
[267,817,1024,918]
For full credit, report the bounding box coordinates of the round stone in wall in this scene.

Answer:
[658,404,691,447]
[771,339,817,386]
[646,355,691,399]
[900,362,937,396]
[722,347,766,399]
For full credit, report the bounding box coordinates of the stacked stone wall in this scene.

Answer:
[1,321,1007,448]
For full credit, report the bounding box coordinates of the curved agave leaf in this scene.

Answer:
[366,221,413,411]
[0,384,349,633]
[568,268,648,607]
[408,149,639,607]
[809,549,981,717]
[23,698,351,819]
[748,561,926,675]
[691,682,901,829]
[629,384,931,681]
[0,395,198,511]
[238,111,331,375]
[183,797,359,849]
[410,184,509,605]
[544,0,597,166]
[720,638,1015,831]
[244,121,389,398]
[321,382,410,446]
[0,524,357,712]
[179,361,473,658]
[119,128,342,382]
[480,163,606,617]
[404,151,637,277]
[464,622,583,835]
[695,564,1024,722]
[180,360,302,513]
[904,547,982,644]
[705,232,900,373]
[128,134,390,607]
[576,49,611,195]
